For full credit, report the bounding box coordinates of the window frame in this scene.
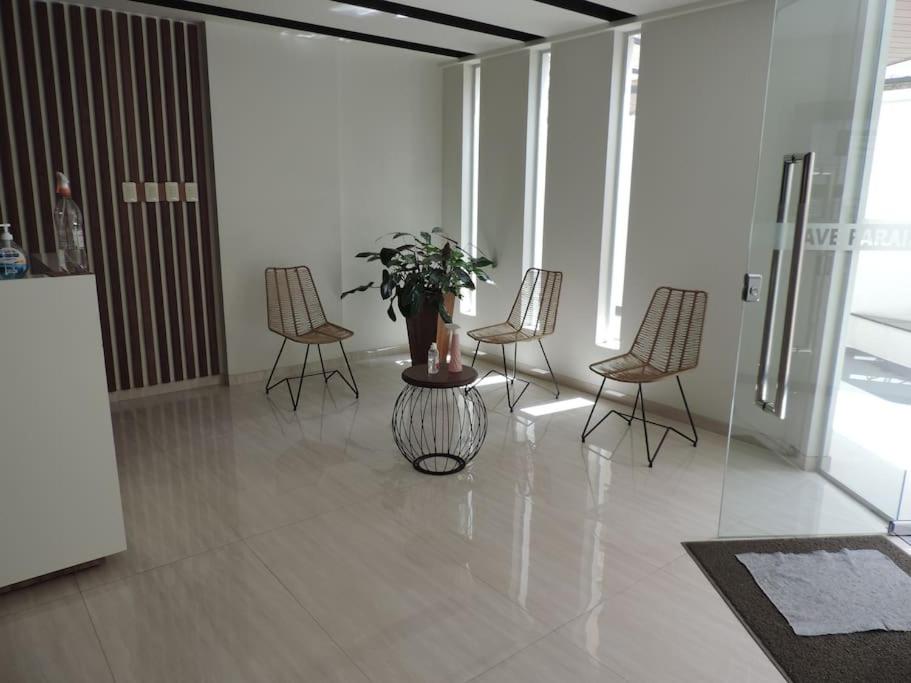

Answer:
[523,48,552,275]
[460,61,481,316]
[596,31,640,350]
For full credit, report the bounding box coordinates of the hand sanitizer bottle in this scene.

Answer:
[427,342,440,374]
[0,224,28,280]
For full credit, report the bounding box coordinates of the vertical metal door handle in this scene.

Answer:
[755,152,815,419]
[755,157,795,407]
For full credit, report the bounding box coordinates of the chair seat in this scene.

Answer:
[468,323,546,345]
[280,322,353,345]
[589,353,678,383]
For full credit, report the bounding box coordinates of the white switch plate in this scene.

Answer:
[122,182,138,203]
[164,182,180,202]
[143,182,159,202]
[184,182,198,202]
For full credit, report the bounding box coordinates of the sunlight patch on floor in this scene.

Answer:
[520,397,594,417]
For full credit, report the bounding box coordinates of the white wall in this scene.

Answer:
[537,31,616,382]
[444,0,777,428]
[337,43,443,353]
[207,21,442,378]
[622,0,774,425]
[469,51,531,328]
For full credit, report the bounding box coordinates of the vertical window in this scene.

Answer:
[460,63,481,316]
[597,33,639,349]
[524,49,551,274]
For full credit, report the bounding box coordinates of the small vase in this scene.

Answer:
[447,324,463,373]
[436,292,456,362]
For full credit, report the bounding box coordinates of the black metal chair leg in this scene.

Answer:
[501,345,513,411]
[290,345,311,411]
[677,375,698,446]
[637,384,672,467]
[581,377,606,442]
[265,338,287,393]
[471,340,481,367]
[499,344,530,412]
[317,345,329,383]
[538,340,559,399]
[338,341,359,398]
[627,386,639,426]
[638,385,652,464]
[268,338,359,409]
[581,376,689,466]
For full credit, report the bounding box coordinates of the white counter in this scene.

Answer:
[0,275,126,589]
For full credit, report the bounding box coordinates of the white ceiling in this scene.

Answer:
[89,0,698,57]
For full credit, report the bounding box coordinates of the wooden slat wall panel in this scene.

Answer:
[66,3,116,390]
[0,1,222,392]
[132,14,171,385]
[146,14,185,384]
[187,24,221,376]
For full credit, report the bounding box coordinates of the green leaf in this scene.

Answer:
[379,247,397,266]
[355,251,377,258]
[340,282,374,298]
[386,301,396,322]
[380,269,395,299]
[437,300,452,324]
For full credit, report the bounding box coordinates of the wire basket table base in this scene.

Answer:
[392,367,487,475]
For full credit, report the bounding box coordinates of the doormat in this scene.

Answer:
[684,535,911,682]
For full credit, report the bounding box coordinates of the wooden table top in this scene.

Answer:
[401,364,479,389]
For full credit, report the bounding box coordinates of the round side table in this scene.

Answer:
[392,365,487,475]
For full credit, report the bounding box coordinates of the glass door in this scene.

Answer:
[720,0,910,537]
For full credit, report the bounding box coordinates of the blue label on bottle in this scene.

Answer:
[0,247,28,279]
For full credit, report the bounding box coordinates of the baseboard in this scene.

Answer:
[227,344,409,387]
[109,374,226,402]
[122,341,729,439]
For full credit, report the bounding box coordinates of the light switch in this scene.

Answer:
[164,182,180,202]
[144,182,160,202]
[184,182,198,202]
[122,182,138,203]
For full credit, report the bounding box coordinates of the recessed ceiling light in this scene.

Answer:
[331,4,380,17]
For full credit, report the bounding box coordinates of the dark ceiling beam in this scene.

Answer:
[333,1,542,43]
[128,0,472,58]
[531,0,634,22]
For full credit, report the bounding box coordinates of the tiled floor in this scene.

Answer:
[0,353,791,682]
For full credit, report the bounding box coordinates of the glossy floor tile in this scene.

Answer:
[83,541,367,683]
[473,631,625,682]
[247,500,547,683]
[558,554,783,683]
[0,594,112,682]
[3,352,854,681]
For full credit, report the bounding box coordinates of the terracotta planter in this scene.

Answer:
[436,293,456,362]
[405,300,440,366]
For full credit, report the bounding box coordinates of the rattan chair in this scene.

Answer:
[468,268,562,411]
[581,286,707,467]
[264,266,358,410]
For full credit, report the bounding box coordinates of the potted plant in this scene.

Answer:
[341,228,494,365]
